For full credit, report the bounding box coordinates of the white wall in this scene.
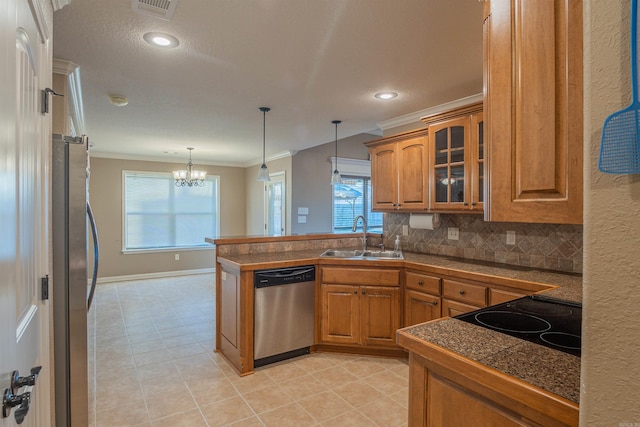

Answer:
[581,0,640,424]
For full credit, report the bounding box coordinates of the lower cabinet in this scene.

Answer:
[319,266,401,349]
[216,264,253,375]
[441,278,487,316]
[320,283,401,348]
[403,350,578,427]
[405,290,440,326]
[441,298,483,317]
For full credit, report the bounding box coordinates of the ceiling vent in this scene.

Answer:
[132,0,179,20]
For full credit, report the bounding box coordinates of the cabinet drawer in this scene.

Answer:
[442,299,483,317]
[405,271,441,295]
[442,279,487,307]
[321,267,400,286]
[490,288,529,305]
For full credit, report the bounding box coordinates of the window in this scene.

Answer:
[123,171,219,251]
[332,175,383,233]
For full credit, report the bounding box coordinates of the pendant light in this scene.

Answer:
[257,107,271,182]
[330,120,342,185]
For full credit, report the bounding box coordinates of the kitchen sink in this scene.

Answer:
[320,249,404,260]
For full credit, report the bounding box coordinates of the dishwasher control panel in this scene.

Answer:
[254,266,315,288]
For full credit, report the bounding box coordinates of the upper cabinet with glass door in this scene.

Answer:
[422,102,483,213]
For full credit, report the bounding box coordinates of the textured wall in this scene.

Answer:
[581,0,640,424]
[384,213,583,273]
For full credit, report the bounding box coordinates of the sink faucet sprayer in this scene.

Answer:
[352,215,367,252]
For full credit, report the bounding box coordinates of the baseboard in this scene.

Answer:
[97,268,215,284]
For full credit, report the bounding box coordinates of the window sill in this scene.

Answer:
[122,245,214,255]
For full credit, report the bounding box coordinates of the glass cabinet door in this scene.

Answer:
[471,112,484,211]
[431,117,469,210]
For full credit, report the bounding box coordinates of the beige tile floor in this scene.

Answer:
[92,273,409,427]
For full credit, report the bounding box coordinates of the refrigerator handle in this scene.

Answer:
[87,201,99,311]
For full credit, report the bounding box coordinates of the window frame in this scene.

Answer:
[330,158,382,234]
[121,170,220,254]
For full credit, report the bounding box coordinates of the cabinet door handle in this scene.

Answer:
[354,290,358,294]
[471,202,477,206]
[417,281,424,286]
[432,301,439,306]
[362,290,366,295]
[459,290,466,295]
[463,202,469,206]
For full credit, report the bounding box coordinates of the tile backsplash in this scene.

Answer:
[384,213,583,274]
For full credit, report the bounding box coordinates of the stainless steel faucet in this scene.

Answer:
[352,215,367,252]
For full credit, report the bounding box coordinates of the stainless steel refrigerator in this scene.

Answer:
[52,134,99,427]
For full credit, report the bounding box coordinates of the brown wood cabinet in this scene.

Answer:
[404,270,442,327]
[366,129,429,211]
[483,0,583,224]
[319,266,401,349]
[490,287,529,305]
[422,102,484,213]
[441,278,487,316]
[217,265,253,375]
[405,290,440,326]
[401,349,578,427]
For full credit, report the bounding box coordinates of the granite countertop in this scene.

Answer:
[216,249,583,303]
[400,318,581,404]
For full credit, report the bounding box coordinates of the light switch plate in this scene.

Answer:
[402,225,409,236]
[448,227,459,241]
[297,207,309,215]
[298,215,307,223]
[506,230,516,245]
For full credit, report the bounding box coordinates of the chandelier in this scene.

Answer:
[173,147,207,187]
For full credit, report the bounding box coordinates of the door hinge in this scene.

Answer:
[41,275,49,300]
[41,88,63,114]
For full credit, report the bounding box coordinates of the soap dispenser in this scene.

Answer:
[393,235,402,256]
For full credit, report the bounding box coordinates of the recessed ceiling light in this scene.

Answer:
[374,91,398,100]
[143,32,179,48]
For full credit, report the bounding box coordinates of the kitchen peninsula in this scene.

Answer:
[208,234,581,425]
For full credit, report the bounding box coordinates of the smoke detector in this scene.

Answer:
[109,95,129,107]
[131,0,180,20]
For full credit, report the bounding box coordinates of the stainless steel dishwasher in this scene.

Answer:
[254,265,315,368]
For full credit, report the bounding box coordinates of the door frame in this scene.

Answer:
[263,171,286,236]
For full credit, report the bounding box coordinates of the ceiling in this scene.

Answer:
[52,0,483,166]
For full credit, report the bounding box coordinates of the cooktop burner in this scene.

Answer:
[475,311,552,334]
[456,295,582,357]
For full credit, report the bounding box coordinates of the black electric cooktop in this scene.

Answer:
[456,295,582,357]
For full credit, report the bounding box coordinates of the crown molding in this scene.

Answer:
[376,93,483,131]
[89,151,247,168]
[243,150,297,168]
[51,0,72,11]
[52,58,78,75]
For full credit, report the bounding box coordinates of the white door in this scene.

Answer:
[264,172,286,236]
[0,0,52,425]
